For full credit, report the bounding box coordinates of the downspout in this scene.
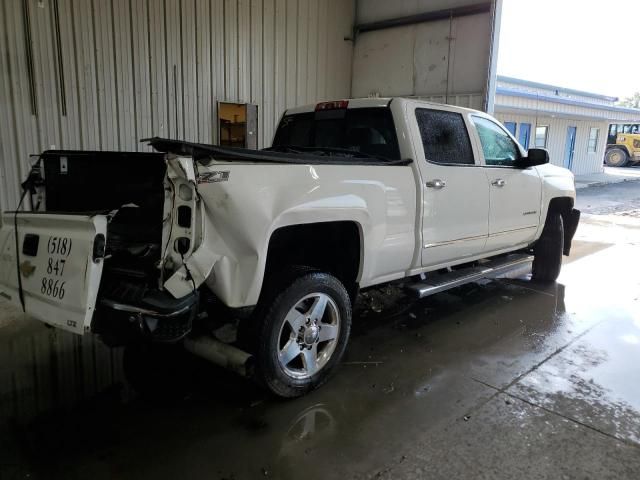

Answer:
[484,0,503,114]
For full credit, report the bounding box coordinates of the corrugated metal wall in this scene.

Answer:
[0,0,355,213]
[495,113,607,176]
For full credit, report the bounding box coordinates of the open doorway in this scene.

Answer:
[217,102,258,149]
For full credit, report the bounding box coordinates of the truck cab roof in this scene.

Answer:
[284,97,483,116]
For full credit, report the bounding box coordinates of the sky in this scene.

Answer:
[497,0,640,100]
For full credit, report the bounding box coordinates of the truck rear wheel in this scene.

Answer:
[255,271,352,398]
[532,212,564,283]
[604,148,629,167]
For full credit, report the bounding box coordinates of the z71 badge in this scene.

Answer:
[198,171,230,184]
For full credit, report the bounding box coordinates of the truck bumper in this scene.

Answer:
[563,208,581,256]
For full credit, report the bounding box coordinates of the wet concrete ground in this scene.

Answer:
[1,181,639,479]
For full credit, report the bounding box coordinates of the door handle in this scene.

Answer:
[491,179,506,187]
[426,179,446,189]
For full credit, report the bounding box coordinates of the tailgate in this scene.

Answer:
[0,212,107,335]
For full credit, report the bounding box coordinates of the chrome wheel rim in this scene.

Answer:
[277,293,340,379]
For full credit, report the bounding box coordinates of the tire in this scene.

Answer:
[604,147,629,167]
[254,271,352,398]
[532,211,564,283]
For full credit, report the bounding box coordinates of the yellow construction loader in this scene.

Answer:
[605,123,640,167]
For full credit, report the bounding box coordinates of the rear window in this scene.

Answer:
[272,107,401,160]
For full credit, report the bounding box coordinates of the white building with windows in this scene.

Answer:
[494,76,640,175]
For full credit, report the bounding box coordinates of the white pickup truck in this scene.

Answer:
[0,98,579,397]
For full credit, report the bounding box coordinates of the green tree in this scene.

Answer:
[618,92,640,108]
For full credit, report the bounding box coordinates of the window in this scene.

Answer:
[414,109,474,165]
[534,126,549,148]
[472,116,521,166]
[518,123,531,149]
[588,127,599,153]
[504,121,517,136]
[272,107,400,160]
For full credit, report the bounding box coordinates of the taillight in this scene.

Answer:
[315,100,348,111]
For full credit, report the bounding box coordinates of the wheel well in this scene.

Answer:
[547,197,574,219]
[264,221,362,299]
[607,145,630,156]
[546,197,575,255]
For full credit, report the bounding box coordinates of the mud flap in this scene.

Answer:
[0,213,108,334]
[563,208,581,256]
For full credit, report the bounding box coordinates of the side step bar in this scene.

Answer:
[406,254,534,299]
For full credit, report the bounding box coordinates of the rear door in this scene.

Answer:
[0,213,107,335]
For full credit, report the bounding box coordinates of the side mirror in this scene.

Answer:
[516,148,549,168]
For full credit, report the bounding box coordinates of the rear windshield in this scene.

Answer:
[272,107,401,160]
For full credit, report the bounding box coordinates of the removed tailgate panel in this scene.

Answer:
[0,213,107,335]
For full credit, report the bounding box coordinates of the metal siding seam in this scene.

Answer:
[262,0,274,147]
[238,0,250,102]
[57,0,81,149]
[306,0,318,102]
[0,1,19,214]
[212,0,225,143]
[225,0,238,101]
[182,0,197,140]
[250,0,263,147]
[316,0,327,101]
[31,0,59,149]
[196,0,211,143]
[274,0,285,124]
[295,0,306,105]
[284,0,296,108]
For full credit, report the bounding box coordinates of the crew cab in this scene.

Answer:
[0,98,580,397]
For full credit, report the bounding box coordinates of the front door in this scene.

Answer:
[410,106,490,268]
[564,126,577,170]
[471,116,543,252]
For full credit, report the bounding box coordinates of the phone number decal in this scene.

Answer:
[41,236,72,300]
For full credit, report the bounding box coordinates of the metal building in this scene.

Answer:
[0,0,503,215]
[495,76,640,175]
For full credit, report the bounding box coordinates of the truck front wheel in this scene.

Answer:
[255,271,352,398]
[604,148,629,167]
[532,212,564,283]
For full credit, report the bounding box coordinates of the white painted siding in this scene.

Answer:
[495,113,608,176]
[0,0,355,213]
[496,93,640,123]
[352,12,492,100]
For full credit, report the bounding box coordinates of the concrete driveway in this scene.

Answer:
[1,181,639,479]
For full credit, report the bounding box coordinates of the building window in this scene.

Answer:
[535,126,549,148]
[519,123,531,149]
[588,127,599,153]
[504,121,516,136]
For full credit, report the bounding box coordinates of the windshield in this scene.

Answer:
[271,107,401,161]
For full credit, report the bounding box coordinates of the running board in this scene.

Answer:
[407,254,534,299]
